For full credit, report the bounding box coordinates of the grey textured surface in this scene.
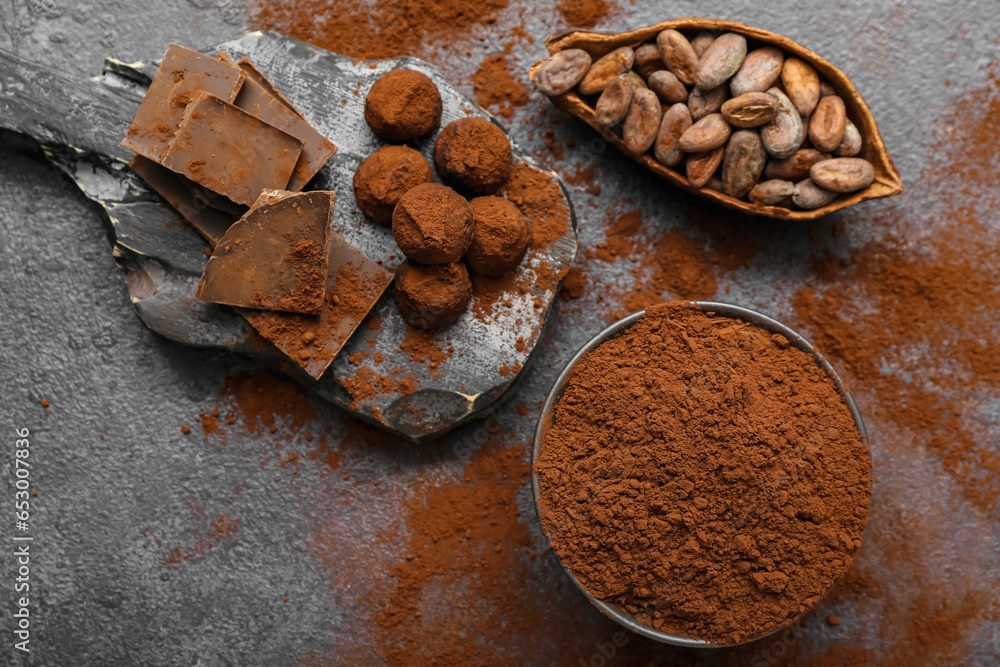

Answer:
[1,0,999,665]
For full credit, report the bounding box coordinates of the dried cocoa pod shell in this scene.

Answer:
[531,49,593,96]
[634,43,666,79]
[622,88,661,154]
[656,29,699,85]
[686,145,725,187]
[648,70,688,104]
[595,73,634,128]
[578,47,634,95]
[721,92,778,128]
[730,46,784,97]
[677,113,731,152]
[810,157,875,193]
[809,95,847,152]
[530,18,903,219]
[654,102,693,167]
[695,32,747,91]
[722,130,766,198]
[781,57,821,117]
[688,85,727,121]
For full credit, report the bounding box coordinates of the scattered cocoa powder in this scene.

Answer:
[556,0,613,29]
[471,54,531,121]
[502,163,571,248]
[536,302,871,644]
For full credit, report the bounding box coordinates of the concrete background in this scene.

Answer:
[1,0,998,665]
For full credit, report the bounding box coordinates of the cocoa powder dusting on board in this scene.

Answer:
[502,163,571,249]
[471,54,531,121]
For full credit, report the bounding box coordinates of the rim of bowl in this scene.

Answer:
[530,300,870,648]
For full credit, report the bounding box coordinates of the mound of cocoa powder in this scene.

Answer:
[535,302,871,645]
[364,68,443,142]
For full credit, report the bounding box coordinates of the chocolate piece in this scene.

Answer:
[197,190,333,314]
[364,69,442,142]
[433,117,512,195]
[129,156,237,246]
[237,56,305,120]
[241,234,393,379]
[161,91,303,206]
[465,196,529,277]
[393,260,472,329]
[353,145,434,226]
[233,75,337,191]
[121,43,245,163]
[391,183,473,264]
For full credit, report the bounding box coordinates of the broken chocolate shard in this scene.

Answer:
[121,42,245,163]
[129,155,237,247]
[161,91,303,206]
[240,233,393,380]
[197,190,333,314]
[237,56,305,119]
[233,76,338,191]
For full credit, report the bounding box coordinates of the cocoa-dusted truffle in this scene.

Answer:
[465,196,530,277]
[364,69,442,143]
[352,145,434,226]
[433,117,512,195]
[392,183,473,264]
[394,260,472,329]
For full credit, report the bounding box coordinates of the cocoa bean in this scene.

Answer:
[677,113,731,152]
[688,85,727,121]
[654,103,692,167]
[749,179,795,205]
[730,46,784,97]
[691,31,716,59]
[834,119,863,157]
[761,87,805,159]
[820,81,837,98]
[763,148,830,181]
[695,32,747,91]
[648,70,688,104]
[722,130,766,198]
[623,88,661,154]
[578,47,635,95]
[809,157,875,193]
[780,57,821,117]
[627,71,649,90]
[792,178,838,209]
[532,49,592,96]
[721,92,778,128]
[595,73,634,128]
[686,145,725,187]
[634,43,666,79]
[656,29,699,85]
[809,95,847,152]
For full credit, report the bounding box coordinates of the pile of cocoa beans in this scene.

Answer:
[532,29,876,210]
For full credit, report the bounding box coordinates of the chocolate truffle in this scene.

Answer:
[465,196,530,277]
[394,260,472,329]
[353,145,434,226]
[433,117,513,195]
[364,69,443,143]
[392,183,473,264]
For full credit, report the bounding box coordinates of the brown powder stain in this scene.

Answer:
[471,53,530,121]
[557,0,613,29]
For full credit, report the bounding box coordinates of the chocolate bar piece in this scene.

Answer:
[197,190,333,314]
[233,76,337,190]
[237,56,304,119]
[129,156,236,247]
[241,232,393,380]
[161,91,302,206]
[121,43,245,162]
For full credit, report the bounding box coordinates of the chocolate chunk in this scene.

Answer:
[233,76,337,191]
[161,91,303,206]
[197,190,333,314]
[236,56,305,120]
[241,233,393,379]
[121,43,245,163]
[128,156,237,246]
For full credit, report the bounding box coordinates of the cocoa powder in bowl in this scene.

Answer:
[364,69,442,142]
[392,182,473,264]
[433,117,512,195]
[534,302,871,645]
[393,260,472,329]
[465,196,529,277]
[352,145,434,226]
